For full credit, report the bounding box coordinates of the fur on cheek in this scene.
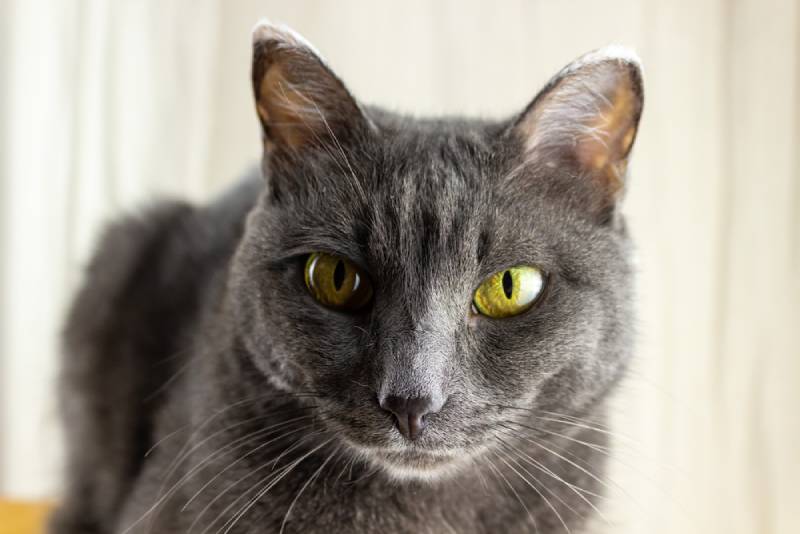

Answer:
[249,341,309,392]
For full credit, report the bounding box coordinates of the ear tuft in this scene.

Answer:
[559,44,642,74]
[252,19,323,59]
[512,45,644,211]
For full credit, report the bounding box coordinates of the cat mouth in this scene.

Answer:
[371,449,462,480]
[328,416,480,479]
[380,449,455,468]
[361,445,485,481]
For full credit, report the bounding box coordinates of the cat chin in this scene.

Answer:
[344,440,488,484]
[375,457,470,483]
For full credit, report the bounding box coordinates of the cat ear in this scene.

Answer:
[251,21,369,154]
[511,46,643,211]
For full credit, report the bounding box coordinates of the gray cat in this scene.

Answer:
[50,21,643,534]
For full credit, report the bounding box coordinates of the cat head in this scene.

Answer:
[230,21,643,481]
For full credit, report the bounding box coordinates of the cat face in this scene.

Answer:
[230,22,642,481]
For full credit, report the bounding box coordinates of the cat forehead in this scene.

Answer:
[366,107,498,147]
[368,123,502,184]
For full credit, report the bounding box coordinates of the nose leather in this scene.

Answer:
[379,395,443,440]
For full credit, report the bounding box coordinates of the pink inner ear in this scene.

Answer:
[574,81,639,194]
[258,62,326,150]
[515,59,642,203]
[508,46,644,212]
[253,40,366,154]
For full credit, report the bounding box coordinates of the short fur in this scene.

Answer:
[51,22,643,534]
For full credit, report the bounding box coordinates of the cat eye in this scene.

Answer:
[304,252,373,311]
[473,265,545,318]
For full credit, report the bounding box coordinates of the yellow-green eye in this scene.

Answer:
[473,265,545,318]
[304,252,373,311]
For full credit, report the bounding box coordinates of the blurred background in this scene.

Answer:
[0,1,798,533]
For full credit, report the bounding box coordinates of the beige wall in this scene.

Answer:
[1,1,798,533]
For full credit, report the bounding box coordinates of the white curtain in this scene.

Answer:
[1,1,798,533]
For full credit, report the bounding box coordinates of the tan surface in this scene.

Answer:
[0,500,51,534]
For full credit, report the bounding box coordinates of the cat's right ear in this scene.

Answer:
[251,21,370,156]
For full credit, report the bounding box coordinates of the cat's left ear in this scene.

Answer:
[510,46,643,215]
[251,21,370,155]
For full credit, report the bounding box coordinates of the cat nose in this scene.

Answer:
[379,395,444,440]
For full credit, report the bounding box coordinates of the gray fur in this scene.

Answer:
[50,27,643,534]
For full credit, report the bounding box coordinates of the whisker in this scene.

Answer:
[169,401,319,475]
[279,445,341,533]
[485,453,539,534]
[498,422,653,528]
[343,460,381,485]
[143,357,193,402]
[334,450,359,485]
[168,411,319,496]
[188,428,325,534]
[502,449,584,520]
[534,416,687,477]
[507,419,612,455]
[495,444,572,534]
[502,427,607,498]
[535,415,637,445]
[193,436,310,534]
[489,402,633,444]
[159,392,320,489]
[125,403,320,534]
[536,410,610,430]
[181,417,319,511]
[498,422,612,494]
[278,81,367,204]
[144,421,192,458]
[218,437,335,534]
[506,417,679,506]
[470,454,492,494]
[495,430,609,523]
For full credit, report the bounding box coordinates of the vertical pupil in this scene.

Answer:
[502,270,513,299]
[333,260,346,291]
